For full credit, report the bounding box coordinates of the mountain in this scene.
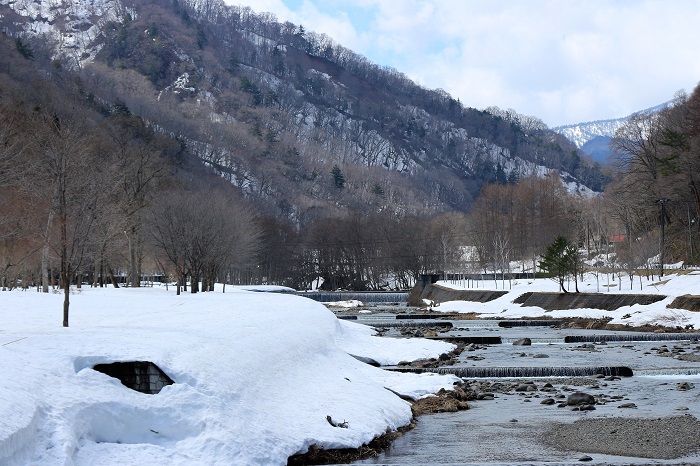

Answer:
[553,102,669,164]
[0,0,608,222]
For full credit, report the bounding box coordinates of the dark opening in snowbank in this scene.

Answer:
[93,361,174,394]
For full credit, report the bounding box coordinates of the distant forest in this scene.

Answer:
[0,0,698,298]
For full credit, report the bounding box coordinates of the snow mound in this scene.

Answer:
[0,287,457,465]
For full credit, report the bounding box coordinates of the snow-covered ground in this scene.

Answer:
[0,285,457,465]
[3,272,699,465]
[435,270,700,329]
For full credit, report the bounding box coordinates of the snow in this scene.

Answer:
[435,271,700,329]
[4,0,124,67]
[0,286,457,465]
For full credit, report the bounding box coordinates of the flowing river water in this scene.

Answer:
[346,315,700,465]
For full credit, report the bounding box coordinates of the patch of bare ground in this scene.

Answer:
[557,316,698,333]
[286,387,469,465]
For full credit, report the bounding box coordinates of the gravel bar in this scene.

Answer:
[542,415,700,460]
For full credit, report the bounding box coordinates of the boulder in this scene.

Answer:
[566,392,595,406]
[512,338,532,346]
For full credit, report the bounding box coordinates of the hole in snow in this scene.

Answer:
[92,361,174,394]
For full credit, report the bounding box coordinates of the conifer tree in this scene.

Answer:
[538,235,580,293]
[331,165,345,189]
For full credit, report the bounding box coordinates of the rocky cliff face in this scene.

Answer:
[0,0,607,220]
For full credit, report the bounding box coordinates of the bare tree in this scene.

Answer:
[31,109,103,326]
[106,113,168,287]
[149,187,260,294]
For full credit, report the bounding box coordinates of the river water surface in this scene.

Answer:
[350,316,700,465]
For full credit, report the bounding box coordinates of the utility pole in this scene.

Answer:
[657,199,670,277]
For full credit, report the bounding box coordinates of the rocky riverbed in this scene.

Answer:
[347,315,700,465]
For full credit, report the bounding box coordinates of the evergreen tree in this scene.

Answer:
[15,37,33,59]
[331,165,345,189]
[538,235,580,293]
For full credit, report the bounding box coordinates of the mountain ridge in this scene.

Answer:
[552,102,670,163]
[0,0,608,222]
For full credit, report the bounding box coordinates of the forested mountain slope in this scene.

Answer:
[0,0,608,223]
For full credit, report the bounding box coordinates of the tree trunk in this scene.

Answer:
[63,281,70,327]
[107,265,120,288]
[41,242,51,293]
[92,255,99,288]
[60,187,69,326]
[128,226,139,287]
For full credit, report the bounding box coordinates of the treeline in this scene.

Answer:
[607,85,700,268]
[0,34,259,326]
[248,174,589,291]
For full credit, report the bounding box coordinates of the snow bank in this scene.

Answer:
[0,287,458,465]
[435,272,700,329]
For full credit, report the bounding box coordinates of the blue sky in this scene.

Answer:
[223,0,700,127]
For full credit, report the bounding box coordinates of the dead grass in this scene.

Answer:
[286,425,412,465]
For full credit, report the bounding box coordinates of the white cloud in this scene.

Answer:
[224,0,700,126]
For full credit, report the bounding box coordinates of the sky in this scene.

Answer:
[222,0,700,128]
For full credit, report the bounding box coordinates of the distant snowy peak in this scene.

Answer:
[553,118,625,149]
[553,101,670,148]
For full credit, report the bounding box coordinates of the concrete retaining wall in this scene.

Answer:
[515,292,666,311]
[408,282,670,312]
[668,295,700,312]
[408,283,507,307]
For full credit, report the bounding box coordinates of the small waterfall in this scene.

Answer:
[296,292,408,303]
[501,337,564,344]
[564,333,700,343]
[352,315,396,321]
[634,368,700,376]
[498,320,562,328]
[396,314,463,320]
[426,336,503,344]
[389,366,634,378]
[452,320,501,329]
[337,315,357,320]
[360,321,453,329]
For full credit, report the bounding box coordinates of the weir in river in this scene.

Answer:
[498,320,563,327]
[564,333,700,343]
[390,365,634,378]
[296,291,409,303]
[357,321,453,329]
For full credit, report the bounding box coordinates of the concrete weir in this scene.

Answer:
[498,320,562,327]
[361,321,453,329]
[564,333,700,343]
[426,335,502,344]
[390,366,634,378]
